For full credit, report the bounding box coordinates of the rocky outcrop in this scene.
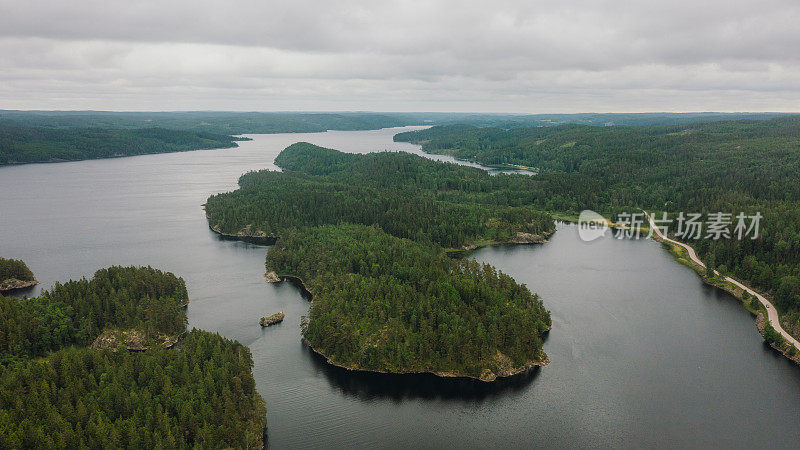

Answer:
[260,311,285,327]
[207,220,278,245]
[91,328,186,351]
[510,232,547,244]
[0,278,38,293]
[264,271,281,283]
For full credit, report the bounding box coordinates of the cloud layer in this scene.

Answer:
[1,0,799,111]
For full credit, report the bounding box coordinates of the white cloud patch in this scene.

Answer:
[0,0,799,111]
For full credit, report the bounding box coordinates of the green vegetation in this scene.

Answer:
[269,224,550,379]
[0,266,266,448]
[0,266,188,361]
[206,143,554,249]
[0,110,785,133]
[0,126,240,165]
[0,258,36,292]
[395,116,800,340]
[207,143,554,379]
[0,111,410,135]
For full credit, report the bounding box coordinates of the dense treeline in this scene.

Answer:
[0,266,188,362]
[395,117,800,337]
[0,266,266,448]
[0,110,786,134]
[268,224,550,379]
[206,143,554,249]
[0,111,410,135]
[0,258,35,283]
[0,126,239,165]
[0,330,266,449]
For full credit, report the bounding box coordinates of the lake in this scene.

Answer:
[1,127,799,448]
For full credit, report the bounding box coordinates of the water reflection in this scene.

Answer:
[303,342,542,403]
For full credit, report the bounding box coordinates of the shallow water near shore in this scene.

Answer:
[2,127,800,448]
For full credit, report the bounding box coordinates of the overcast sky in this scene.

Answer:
[1,0,799,112]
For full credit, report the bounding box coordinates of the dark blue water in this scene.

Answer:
[1,127,798,448]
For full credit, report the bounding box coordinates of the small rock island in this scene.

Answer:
[260,311,285,327]
[0,257,38,292]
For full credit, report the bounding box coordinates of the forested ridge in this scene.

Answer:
[395,117,800,338]
[0,267,267,448]
[206,143,555,249]
[268,225,550,380]
[0,110,784,133]
[0,126,240,165]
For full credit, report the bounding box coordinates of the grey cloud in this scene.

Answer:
[0,0,799,111]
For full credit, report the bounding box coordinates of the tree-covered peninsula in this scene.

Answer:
[206,143,556,380]
[0,266,266,448]
[0,257,37,292]
[206,142,555,250]
[0,126,241,165]
[268,224,550,380]
[395,117,800,340]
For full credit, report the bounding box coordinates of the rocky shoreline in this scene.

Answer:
[0,278,38,293]
[304,337,549,382]
[206,218,278,245]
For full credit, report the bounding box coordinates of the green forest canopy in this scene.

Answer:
[268,224,550,379]
[395,117,800,339]
[0,126,240,165]
[0,258,35,284]
[0,110,788,134]
[206,142,555,249]
[0,266,266,448]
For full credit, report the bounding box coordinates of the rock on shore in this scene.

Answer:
[0,278,38,293]
[264,271,281,283]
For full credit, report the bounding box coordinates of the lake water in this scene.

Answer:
[1,127,799,448]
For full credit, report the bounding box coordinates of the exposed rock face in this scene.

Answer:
[90,328,185,351]
[260,311,285,327]
[264,271,281,283]
[511,232,547,244]
[0,278,38,292]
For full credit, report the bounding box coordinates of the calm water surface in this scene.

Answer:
[1,127,799,448]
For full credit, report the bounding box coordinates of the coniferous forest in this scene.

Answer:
[206,143,555,249]
[0,126,241,165]
[395,117,800,338]
[0,258,36,292]
[269,224,550,379]
[0,266,267,448]
[206,143,556,379]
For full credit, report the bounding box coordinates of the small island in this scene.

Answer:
[260,311,285,327]
[0,257,38,292]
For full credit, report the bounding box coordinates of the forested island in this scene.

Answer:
[206,143,555,380]
[395,116,800,341]
[269,225,550,380]
[0,126,241,165]
[0,266,266,448]
[0,257,37,292]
